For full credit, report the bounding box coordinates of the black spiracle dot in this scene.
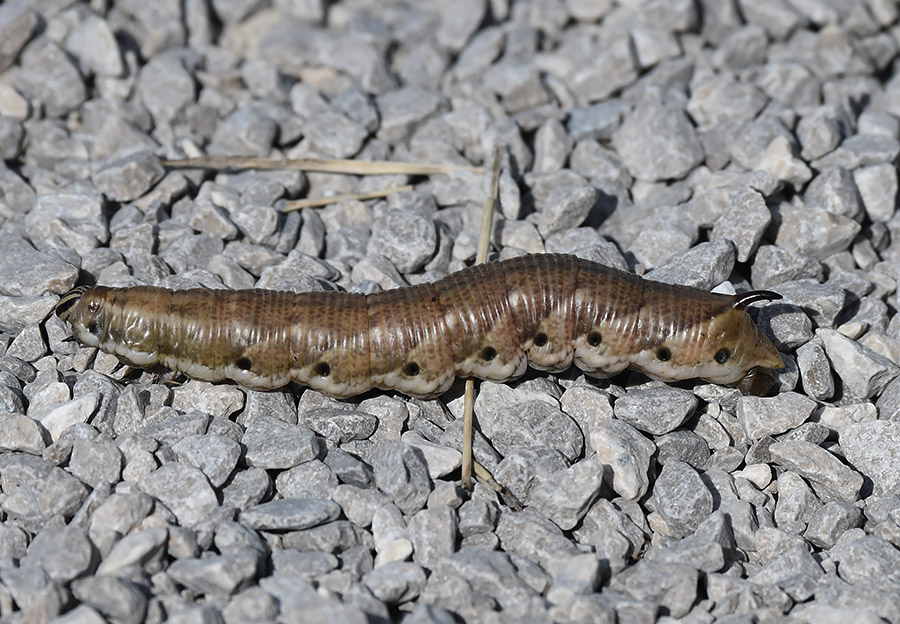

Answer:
[481,346,497,361]
[236,357,252,371]
[656,347,671,362]
[404,362,420,377]
[314,362,331,377]
[587,331,602,347]
[533,332,548,347]
[714,348,731,364]
[87,321,100,335]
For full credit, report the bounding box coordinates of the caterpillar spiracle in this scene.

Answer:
[55,254,784,398]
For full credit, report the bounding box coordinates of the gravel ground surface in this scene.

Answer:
[2,0,900,622]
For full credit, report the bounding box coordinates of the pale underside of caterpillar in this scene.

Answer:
[55,254,785,398]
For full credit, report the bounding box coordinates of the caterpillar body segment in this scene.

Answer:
[56,254,784,398]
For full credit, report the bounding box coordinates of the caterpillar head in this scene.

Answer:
[55,286,109,348]
[699,290,784,395]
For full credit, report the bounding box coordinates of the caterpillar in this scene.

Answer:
[54,254,784,398]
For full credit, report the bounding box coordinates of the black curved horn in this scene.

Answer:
[732,290,782,309]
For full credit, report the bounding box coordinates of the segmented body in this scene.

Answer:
[55,254,784,398]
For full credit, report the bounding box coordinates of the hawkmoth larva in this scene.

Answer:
[55,254,784,398]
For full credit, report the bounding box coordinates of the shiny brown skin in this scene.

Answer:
[55,254,784,398]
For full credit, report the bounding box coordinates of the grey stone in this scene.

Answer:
[652,510,733,573]
[769,440,863,503]
[372,503,412,565]
[96,525,168,576]
[366,209,437,273]
[65,14,124,77]
[567,100,630,142]
[590,419,656,500]
[818,328,899,398]
[796,339,835,400]
[0,234,78,298]
[241,414,319,470]
[141,411,209,448]
[804,501,862,548]
[0,411,49,454]
[748,543,823,599]
[222,467,271,510]
[0,452,89,528]
[458,500,498,538]
[611,561,699,618]
[613,385,697,435]
[275,459,339,499]
[656,430,710,469]
[17,41,87,117]
[325,447,375,488]
[400,431,462,479]
[215,520,266,559]
[363,561,427,604]
[533,185,598,239]
[239,498,341,531]
[302,110,367,158]
[774,204,861,261]
[88,492,154,537]
[302,407,379,444]
[49,604,108,624]
[93,151,164,202]
[408,505,458,568]
[817,402,877,432]
[376,87,445,144]
[533,118,574,174]
[494,446,569,504]
[436,0,486,50]
[496,510,581,569]
[645,240,736,290]
[0,7,38,72]
[627,220,696,269]
[774,280,847,327]
[137,55,196,124]
[546,552,601,605]
[836,535,900,586]
[858,110,900,138]
[69,437,123,488]
[813,134,900,170]
[271,549,339,580]
[421,548,541,619]
[612,91,704,181]
[26,191,108,258]
[170,381,245,419]
[688,76,768,128]
[137,462,219,527]
[653,460,714,537]
[281,520,361,553]
[373,441,432,515]
[481,399,583,461]
[737,392,817,440]
[797,106,845,161]
[332,484,390,527]
[570,34,638,102]
[529,457,605,530]
[841,421,900,495]
[222,586,280,623]
[709,191,771,263]
[70,575,148,624]
[706,446,745,472]
[171,434,241,488]
[804,167,863,220]
[168,552,259,596]
[22,525,96,584]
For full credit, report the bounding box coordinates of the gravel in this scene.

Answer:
[4,1,900,622]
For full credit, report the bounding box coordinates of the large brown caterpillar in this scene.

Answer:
[55,254,784,398]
